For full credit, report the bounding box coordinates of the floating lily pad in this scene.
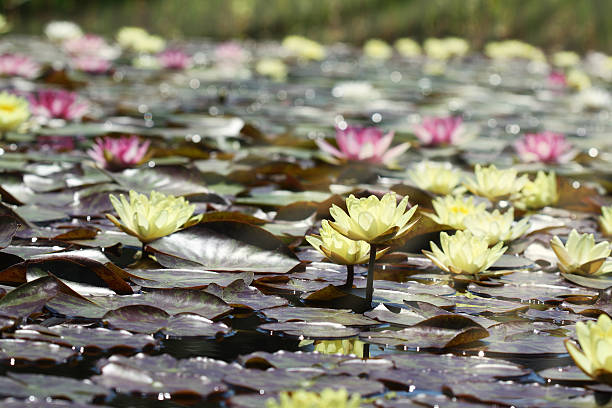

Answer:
[10,325,158,354]
[262,307,376,326]
[0,339,76,364]
[103,305,230,337]
[148,222,301,273]
[0,373,109,403]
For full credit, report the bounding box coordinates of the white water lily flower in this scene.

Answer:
[44,21,82,42]
[423,230,506,275]
[565,314,612,384]
[514,171,558,210]
[306,220,387,265]
[550,229,612,276]
[424,195,487,230]
[463,208,529,246]
[600,206,612,237]
[464,164,528,201]
[407,161,464,195]
[107,190,202,243]
[267,388,362,408]
[329,193,418,245]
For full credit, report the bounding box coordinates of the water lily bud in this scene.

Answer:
[106,190,202,243]
[423,230,506,275]
[565,314,612,384]
[329,193,418,245]
[550,229,612,276]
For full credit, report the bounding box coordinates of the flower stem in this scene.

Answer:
[344,264,354,288]
[365,244,376,306]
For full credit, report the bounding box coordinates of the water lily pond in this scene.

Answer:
[1,23,612,408]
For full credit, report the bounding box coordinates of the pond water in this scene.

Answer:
[0,31,611,407]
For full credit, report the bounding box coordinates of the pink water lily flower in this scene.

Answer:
[157,49,192,70]
[0,54,41,79]
[87,135,150,170]
[548,71,567,88]
[413,116,466,146]
[71,56,111,74]
[215,41,248,65]
[64,34,108,56]
[316,125,409,165]
[515,131,575,164]
[28,90,89,121]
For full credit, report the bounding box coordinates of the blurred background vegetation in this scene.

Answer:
[2,0,611,52]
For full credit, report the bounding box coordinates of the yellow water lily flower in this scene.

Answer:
[116,26,165,53]
[329,193,418,245]
[565,314,612,384]
[424,37,469,60]
[423,230,506,275]
[394,38,421,57]
[305,220,387,265]
[463,208,530,246]
[0,92,29,132]
[600,206,612,237]
[256,58,288,81]
[407,161,464,195]
[567,69,592,91]
[282,35,325,61]
[553,51,580,68]
[484,40,545,62]
[313,339,365,357]
[513,171,558,210]
[363,39,392,60]
[106,190,202,243]
[550,229,612,276]
[464,164,528,201]
[267,388,362,408]
[424,195,486,230]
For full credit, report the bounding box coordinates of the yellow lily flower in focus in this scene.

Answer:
[266,388,362,408]
[423,230,506,275]
[106,190,202,243]
[464,164,528,202]
[599,205,612,237]
[550,229,612,276]
[565,314,612,384]
[424,195,486,230]
[313,339,365,357]
[305,220,388,265]
[329,193,418,245]
[513,171,558,210]
[463,208,530,246]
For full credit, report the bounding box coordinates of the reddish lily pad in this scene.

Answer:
[204,280,288,310]
[10,325,158,354]
[103,305,231,337]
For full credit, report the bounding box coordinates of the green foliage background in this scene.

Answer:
[2,0,611,52]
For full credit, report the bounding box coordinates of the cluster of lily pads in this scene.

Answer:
[1,16,612,407]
